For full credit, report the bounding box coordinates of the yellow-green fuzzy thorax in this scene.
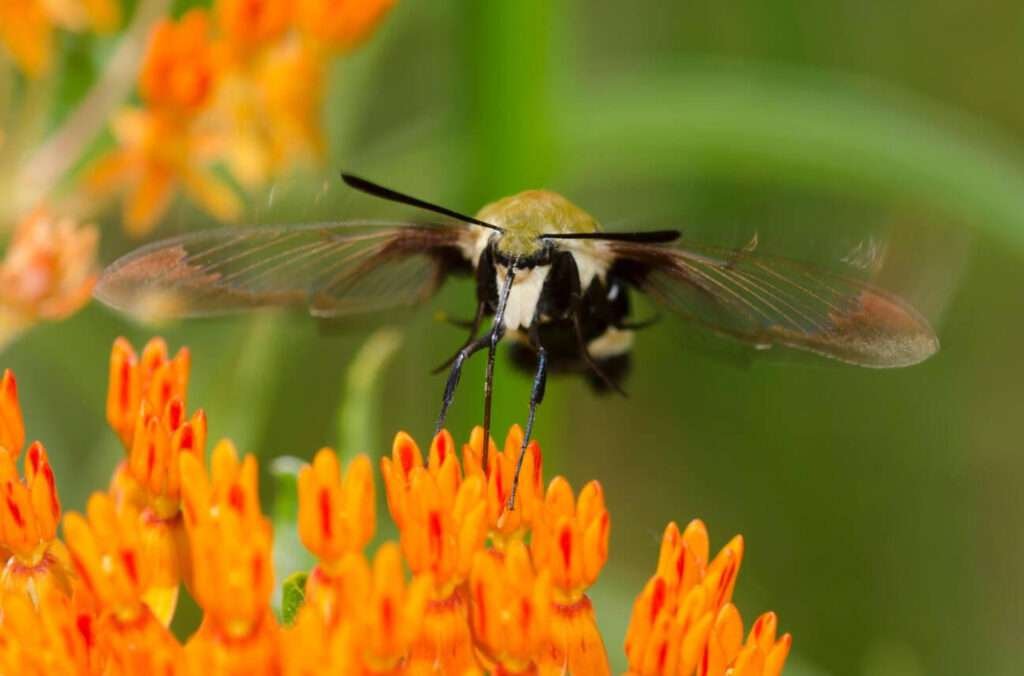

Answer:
[476,190,601,257]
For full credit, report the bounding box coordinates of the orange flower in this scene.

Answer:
[624,521,790,676]
[0,0,119,77]
[128,398,207,515]
[62,492,185,673]
[121,396,205,620]
[141,10,220,114]
[217,0,293,54]
[181,439,281,674]
[298,449,375,623]
[0,440,71,600]
[381,430,488,672]
[286,543,433,675]
[106,336,192,451]
[461,425,545,544]
[0,209,98,348]
[87,10,241,235]
[86,106,242,236]
[211,39,326,188]
[530,476,611,674]
[297,0,396,51]
[0,586,96,674]
[0,337,794,675]
[469,540,552,675]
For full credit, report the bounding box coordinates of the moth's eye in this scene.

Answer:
[607,282,621,302]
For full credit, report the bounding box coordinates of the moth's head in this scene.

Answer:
[478,190,600,260]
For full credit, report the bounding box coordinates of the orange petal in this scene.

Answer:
[0,370,25,456]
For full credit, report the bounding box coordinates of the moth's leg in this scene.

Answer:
[431,301,487,374]
[508,323,547,511]
[435,333,491,435]
[478,265,517,472]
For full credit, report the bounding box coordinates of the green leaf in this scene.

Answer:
[280,571,309,626]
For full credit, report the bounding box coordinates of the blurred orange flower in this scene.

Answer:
[0,0,119,77]
[86,92,242,237]
[83,1,395,236]
[86,9,243,235]
[296,0,396,51]
[140,9,220,113]
[217,0,292,55]
[0,209,98,348]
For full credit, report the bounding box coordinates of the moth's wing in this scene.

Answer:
[609,240,939,368]
[95,221,476,320]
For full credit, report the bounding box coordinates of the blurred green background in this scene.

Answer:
[5,1,1024,674]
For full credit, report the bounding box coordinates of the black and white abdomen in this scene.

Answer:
[498,248,637,392]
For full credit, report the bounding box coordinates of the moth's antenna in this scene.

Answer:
[541,230,681,243]
[341,172,503,232]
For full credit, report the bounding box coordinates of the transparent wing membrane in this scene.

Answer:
[95,222,471,320]
[611,241,939,367]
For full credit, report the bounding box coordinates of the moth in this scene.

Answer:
[95,173,939,507]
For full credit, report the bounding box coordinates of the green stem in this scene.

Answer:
[458,2,569,453]
[336,327,403,460]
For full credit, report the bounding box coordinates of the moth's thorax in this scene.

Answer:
[477,189,600,258]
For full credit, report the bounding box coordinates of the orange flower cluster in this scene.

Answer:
[0,336,792,675]
[87,0,396,236]
[0,209,98,349]
[0,0,120,77]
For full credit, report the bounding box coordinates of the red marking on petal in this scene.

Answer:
[167,399,184,430]
[119,362,132,413]
[650,576,666,624]
[27,443,40,474]
[319,488,332,539]
[753,613,765,638]
[70,552,93,594]
[532,443,543,487]
[716,561,735,606]
[121,549,138,584]
[559,527,573,571]
[228,484,245,512]
[76,613,94,649]
[178,424,194,451]
[521,598,532,626]
[4,371,16,398]
[43,464,58,517]
[700,643,709,676]
[381,597,395,634]
[657,641,669,672]
[436,434,447,463]
[398,441,414,475]
[147,442,156,476]
[5,488,24,528]
[675,549,686,581]
[252,554,263,585]
[428,510,443,558]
